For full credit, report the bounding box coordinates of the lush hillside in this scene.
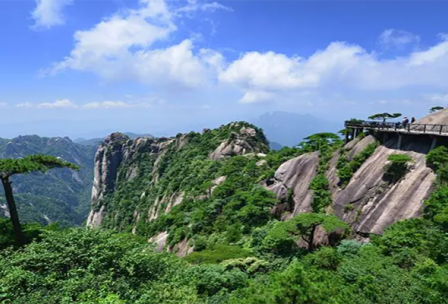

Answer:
[2,122,448,302]
[0,135,95,226]
[1,143,448,303]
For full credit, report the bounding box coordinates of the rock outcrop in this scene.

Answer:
[210,123,267,160]
[416,107,448,124]
[87,133,162,227]
[333,138,435,234]
[266,133,435,236]
[87,123,268,228]
[268,152,319,218]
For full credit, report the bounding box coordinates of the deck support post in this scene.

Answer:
[397,134,402,150]
[383,132,388,144]
[431,137,437,150]
[345,128,350,144]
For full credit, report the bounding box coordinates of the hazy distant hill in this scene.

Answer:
[0,135,95,226]
[74,132,153,146]
[252,111,342,147]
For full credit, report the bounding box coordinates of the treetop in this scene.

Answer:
[0,154,79,179]
[368,113,402,120]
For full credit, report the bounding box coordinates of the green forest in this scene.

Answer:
[1,125,448,303]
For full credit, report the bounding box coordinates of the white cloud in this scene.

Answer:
[427,93,448,103]
[49,0,225,89]
[14,100,152,109]
[38,99,77,108]
[240,91,274,104]
[378,29,420,49]
[31,0,73,29]
[0,103,7,108]
[16,102,34,108]
[219,36,448,103]
[176,0,232,14]
[82,101,151,109]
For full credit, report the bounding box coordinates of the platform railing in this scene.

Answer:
[345,120,448,135]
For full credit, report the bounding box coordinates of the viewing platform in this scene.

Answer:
[344,120,448,150]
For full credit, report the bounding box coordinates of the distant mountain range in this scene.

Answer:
[74,132,153,146]
[252,111,342,147]
[0,135,95,226]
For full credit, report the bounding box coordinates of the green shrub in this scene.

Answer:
[338,142,378,187]
[337,240,364,257]
[344,204,354,212]
[184,245,252,264]
[310,174,332,213]
[426,146,448,172]
[384,154,412,183]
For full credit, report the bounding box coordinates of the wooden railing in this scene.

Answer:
[345,120,448,135]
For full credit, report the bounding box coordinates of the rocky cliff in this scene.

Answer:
[87,118,443,254]
[87,122,269,229]
[265,134,436,238]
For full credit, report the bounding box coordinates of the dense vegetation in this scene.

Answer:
[337,141,378,187]
[383,154,413,183]
[0,135,95,226]
[2,125,448,303]
[1,210,448,303]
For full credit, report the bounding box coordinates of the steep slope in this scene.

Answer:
[416,107,448,124]
[332,137,435,235]
[87,122,270,233]
[267,134,435,236]
[87,118,441,255]
[0,135,95,226]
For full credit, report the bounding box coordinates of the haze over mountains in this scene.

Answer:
[252,111,342,147]
[0,135,95,226]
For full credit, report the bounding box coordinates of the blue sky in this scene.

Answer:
[1,0,448,139]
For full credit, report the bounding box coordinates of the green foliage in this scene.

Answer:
[427,146,448,173]
[297,132,342,152]
[0,228,198,303]
[1,217,448,303]
[368,112,402,123]
[430,106,444,113]
[0,137,95,226]
[183,245,251,264]
[0,154,79,178]
[259,221,299,256]
[383,154,412,183]
[0,218,60,250]
[309,174,332,213]
[373,218,448,263]
[337,239,364,257]
[337,142,378,187]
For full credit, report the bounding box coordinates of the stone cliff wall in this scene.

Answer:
[267,134,436,237]
[87,124,268,229]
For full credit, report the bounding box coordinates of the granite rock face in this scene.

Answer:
[87,124,268,228]
[268,152,320,219]
[210,124,266,160]
[87,133,162,227]
[333,138,435,234]
[267,134,435,236]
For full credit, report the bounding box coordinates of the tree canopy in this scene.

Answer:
[297,133,342,152]
[0,154,79,179]
[368,112,402,123]
[430,106,444,113]
[0,154,79,245]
